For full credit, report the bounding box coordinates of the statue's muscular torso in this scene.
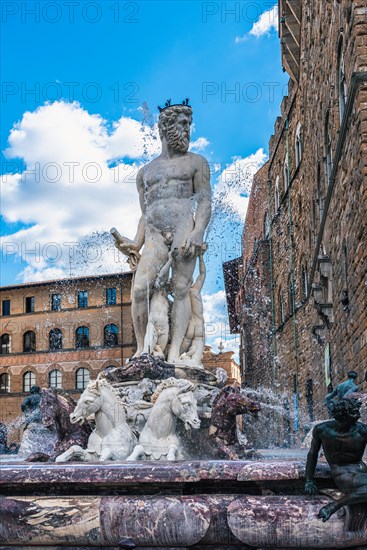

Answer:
[316,421,367,466]
[139,152,201,235]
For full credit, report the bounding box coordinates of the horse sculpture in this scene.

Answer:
[56,376,136,462]
[28,388,91,461]
[127,378,200,461]
[209,386,261,460]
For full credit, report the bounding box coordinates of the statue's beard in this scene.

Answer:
[165,126,190,153]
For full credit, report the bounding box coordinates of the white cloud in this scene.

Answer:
[108,116,160,160]
[189,137,210,151]
[202,290,239,359]
[1,101,149,281]
[212,148,267,223]
[202,290,228,326]
[235,4,278,42]
[213,336,240,362]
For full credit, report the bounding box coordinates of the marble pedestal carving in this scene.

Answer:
[1,459,367,549]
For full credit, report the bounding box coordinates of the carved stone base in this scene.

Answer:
[1,460,367,548]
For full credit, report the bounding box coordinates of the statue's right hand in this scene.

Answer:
[115,239,139,255]
[304,480,318,495]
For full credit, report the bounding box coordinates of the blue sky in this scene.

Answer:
[1,1,287,352]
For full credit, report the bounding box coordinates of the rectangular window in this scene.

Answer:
[25,296,35,313]
[78,291,88,308]
[2,300,10,316]
[51,293,61,311]
[106,287,116,305]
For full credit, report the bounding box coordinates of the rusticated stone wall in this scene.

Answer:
[237,164,273,390]
[235,0,367,442]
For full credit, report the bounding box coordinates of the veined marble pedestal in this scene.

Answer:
[1,459,367,549]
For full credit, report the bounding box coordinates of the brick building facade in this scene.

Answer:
[0,273,135,431]
[230,0,367,441]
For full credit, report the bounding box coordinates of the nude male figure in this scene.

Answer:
[305,398,367,521]
[142,249,178,357]
[114,101,211,363]
[324,370,359,414]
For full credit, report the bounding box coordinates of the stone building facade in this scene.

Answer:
[0,273,135,430]
[202,346,241,387]
[231,0,367,440]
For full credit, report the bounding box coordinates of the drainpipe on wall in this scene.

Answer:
[285,118,300,436]
[309,71,367,287]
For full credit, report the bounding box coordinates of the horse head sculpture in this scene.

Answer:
[70,378,102,425]
[209,385,261,460]
[56,375,136,462]
[151,378,201,431]
[41,388,75,427]
[26,388,90,461]
[128,378,201,461]
[215,386,261,418]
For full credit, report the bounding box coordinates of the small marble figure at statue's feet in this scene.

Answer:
[167,444,178,461]
[317,504,335,522]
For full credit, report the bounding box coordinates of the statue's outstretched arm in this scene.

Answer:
[325,387,337,403]
[305,427,322,494]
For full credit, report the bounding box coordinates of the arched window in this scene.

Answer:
[274,176,280,211]
[76,367,90,390]
[325,112,333,183]
[49,369,62,389]
[283,152,289,192]
[76,326,90,349]
[49,329,62,351]
[295,123,302,168]
[23,331,36,353]
[337,38,347,122]
[0,334,11,354]
[0,373,9,394]
[23,371,36,392]
[104,324,119,347]
[278,291,285,324]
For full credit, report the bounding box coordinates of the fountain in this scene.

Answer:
[1,101,367,549]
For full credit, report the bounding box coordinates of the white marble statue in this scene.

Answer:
[142,249,177,357]
[127,377,201,461]
[112,99,211,366]
[56,376,136,462]
[179,247,206,366]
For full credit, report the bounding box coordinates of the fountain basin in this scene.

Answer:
[1,458,367,549]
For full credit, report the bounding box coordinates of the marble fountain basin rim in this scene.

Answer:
[3,459,367,549]
[0,458,331,487]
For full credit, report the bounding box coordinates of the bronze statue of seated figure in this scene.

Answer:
[305,398,367,521]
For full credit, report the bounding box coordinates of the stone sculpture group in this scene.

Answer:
[111,99,211,367]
